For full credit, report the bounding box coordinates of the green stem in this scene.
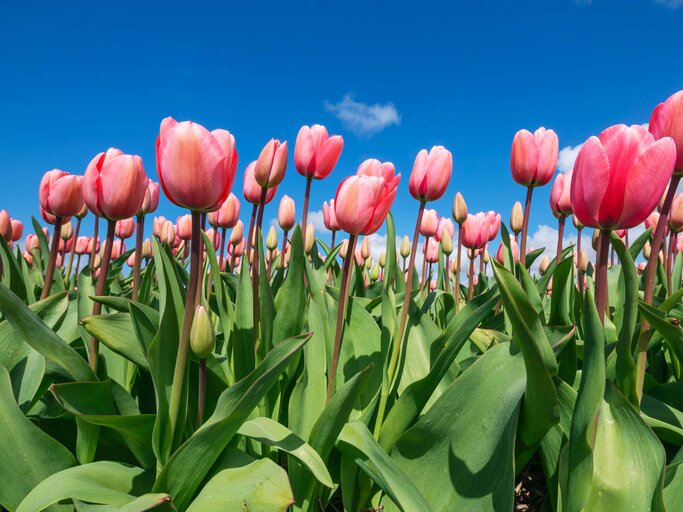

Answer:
[89,219,116,372]
[40,216,63,300]
[132,215,144,301]
[520,186,533,267]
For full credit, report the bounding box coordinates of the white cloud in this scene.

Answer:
[324,94,400,136]
[307,210,329,235]
[653,0,683,9]
[557,143,583,174]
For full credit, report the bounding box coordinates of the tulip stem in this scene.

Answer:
[455,223,463,312]
[420,236,430,291]
[280,229,289,269]
[668,231,676,296]
[444,255,450,293]
[41,216,63,300]
[197,358,206,427]
[252,190,268,357]
[636,175,681,401]
[218,227,227,271]
[65,218,81,289]
[195,213,206,307]
[556,216,565,264]
[326,233,358,403]
[301,177,312,248]
[246,203,258,264]
[168,211,201,447]
[89,216,99,271]
[89,219,116,372]
[467,254,475,300]
[576,227,584,295]
[520,187,533,268]
[132,215,144,301]
[594,229,611,326]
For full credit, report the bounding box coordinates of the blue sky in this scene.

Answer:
[1,0,682,260]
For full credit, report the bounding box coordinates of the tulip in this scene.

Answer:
[266,226,278,251]
[156,117,237,211]
[142,239,153,259]
[650,90,683,176]
[138,180,160,216]
[424,237,439,264]
[461,213,490,250]
[496,236,519,266]
[669,193,683,231]
[436,218,455,242]
[10,219,23,242]
[441,229,453,255]
[22,251,33,266]
[539,255,551,276]
[278,195,296,232]
[153,216,168,238]
[419,209,439,238]
[115,218,136,240]
[379,250,386,268]
[25,234,40,253]
[75,236,89,255]
[230,221,244,246]
[0,211,11,241]
[486,212,501,242]
[370,263,381,282]
[509,201,523,237]
[177,214,193,241]
[550,171,573,219]
[190,304,215,425]
[452,192,468,224]
[409,146,453,202]
[255,139,287,190]
[159,221,176,245]
[305,224,316,254]
[207,193,240,269]
[323,199,340,250]
[132,181,159,300]
[86,237,100,256]
[400,235,411,259]
[361,236,371,260]
[109,239,126,260]
[244,161,276,262]
[39,170,85,218]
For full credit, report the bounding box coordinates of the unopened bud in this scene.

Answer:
[266,226,278,251]
[510,201,523,235]
[572,215,584,230]
[452,192,468,224]
[379,250,386,268]
[370,263,380,282]
[340,239,348,259]
[60,220,74,241]
[230,220,244,245]
[400,236,410,258]
[305,223,315,254]
[591,229,599,251]
[539,255,551,275]
[361,237,370,260]
[190,305,215,359]
[364,256,372,270]
[441,229,453,255]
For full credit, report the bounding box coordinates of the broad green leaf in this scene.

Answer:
[232,255,255,381]
[82,313,149,370]
[273,225,306,344]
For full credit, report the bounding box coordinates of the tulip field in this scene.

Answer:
[2,91,683,512]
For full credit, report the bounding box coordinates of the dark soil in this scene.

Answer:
[515,455,548,511]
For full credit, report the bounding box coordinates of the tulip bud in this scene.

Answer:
[190,305,215,358]
[409,146,453,202]
[177,214,193,241]
[579,250,589,272]
[483,248,490,264]
[266,226,278,251]
[10,219,23,242]
[510,201,524,235]
[160,221,176,245]
[400,236,410,258]
[255,139,288,189]
[669,193,683,231]
[361,237,371,260]
[340,239,348,259]
[420,209,439,238]
[76,203,88,219]
[591,229,600,251]
[572,215,584,230]
[60,220,74,241]
[643,242,652,259]
[0,211,11,241]
[230,220,244,246]
[278,195,296,232]
[25,234,40,253]
[441,229,453,255]
[539,255,551,275]
[305,223,315,254]
[138,180,161,216]
[379,250,386,268]
[364,256,373,270]
[142,239,153,259]
[370,263,380,282]
[115,218,136,239]
[452,192,468,224]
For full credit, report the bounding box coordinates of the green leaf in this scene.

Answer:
[0,365,76,511]
[233,255,255,381]
[16,461,155,512]
[384,212,398,288]
[82,313,149,370]
[238,417,333,488]
[186,449,294,511]
[0,284,94,381]
[273,225,306,344]
[336,421,431,512]
[31,216,50,271]
[152,333,311,511]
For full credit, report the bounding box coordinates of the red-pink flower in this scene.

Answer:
[420,209,439,238]
[549,171,573,218]
[208,193,241,229]
[294,124,344,179]
[334,160,401,236]
[669,193,683,231]
[244,162,277,205]
[25,234,40,252]
[486,211,501,242]
[86,237,100,255]
[495,236,519,265]
[10,219,23,242]
[645,212,662,232]
[75,236,89,255]
[0,211,11,241]
[177,214,193,241]
[649,90,683,175]
[138,180,160,216]
[435,218,455,242]
[39,169,85,218]
[571,124,676,229]
[278,195,296,232]
[255,139,287,189]
[423,237,439,263]
[409,146,453,201]
[156,117,237,211]
[84,148,148,220]
[110,239,125,260]
[115,218,136,239]
[323,200,340,231]
[460,213,490,250]
[510,127,559,187]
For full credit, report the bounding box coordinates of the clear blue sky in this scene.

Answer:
[1,0,682,249]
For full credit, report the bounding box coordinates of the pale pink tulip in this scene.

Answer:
[409,146,453,201]
[294,124,344,179]
[510,128,559,187]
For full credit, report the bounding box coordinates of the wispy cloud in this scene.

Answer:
[653,0,683,9]
[557,143,583,174]
[324,94,400,136]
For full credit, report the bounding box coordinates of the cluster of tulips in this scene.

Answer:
[1,90,683,511]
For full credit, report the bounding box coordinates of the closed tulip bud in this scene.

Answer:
[643,242,652,259]
[420,209,439,238]
[579,250,589,272]
[209,193,240,229]
[60,220,74,241]
[669,193,683,231]
[510,201,524,234]
[153,216,168,238]
[591,229,600,250]
[244,161,277,205]
[483,249,490,264]
[649,90,683,176]
[230,220,244,246]
[109,239,125,260]
[205,228,220,250]
[39,170,85,218]
[370,263,380,282]
[340,239,349,259]
[157,117,237,211]
[0,211,11,241]
[10,219,23,242]
[510,127,559,187]
[549,171,573,218]
[645,212,663,233]
[278,195,296,232]
[409,146,453,201]
[142,239,153,258]
[539,255,551,275]
[400,235,411,258]
[424,238,439,263]
[255,139,288,189]
[637,262,647,274]
[92,253,101,270]
[572,125,676,229]
[177,214,193,241]
[364,255,373,270]
[76,203,88,219]
[334,165,401,236]
[359,237,370,260]
[495,236,519,265]
[295,124,344,179]
[159,221,175,245]
[84,148,148,220]
[231,238,246,258]
[127,252,136,267]
[441,229,453,255]
[452,192,468,224]
[25,234,40,252]
[75,236,89,255]
[138,180,161,216]
[266,226,278,251]
[460,213,490,250]
[115,218,136,239]
[190,305,215,358]
[305,223,315,254]
[323,200,340,231]
[23,251,33,266]
[58,237,74,253]
[379,250,386,268]
[572,215,584,230]
[86,237,100,255]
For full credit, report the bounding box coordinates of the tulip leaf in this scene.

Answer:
[233,255,255,381]
[273,225,306,344]
[0,237,29,303]
[82,313,149,370]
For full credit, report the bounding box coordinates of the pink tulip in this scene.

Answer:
[409,146,453,201]
[423,237,439,263]
[294,124,344,179]
[614,229,628,239]
[645,212,662,232]
[637,262,647,273]
[159,221,176,245]
[138,180,160,216]
[40,206,60,225]
[25,234,40,252]
[75,236,89,255]
[549,171,573,218]
[460,213,490,250]
[334,161,401,236]
[0,211,11,241]
[23,251,33,266]
[115,218,136,239]
[127,253,136,267]
[323,200,340,231]
[39,170,85,218]
[278,195,296,232]
[435,218,455,243]
[153,216,168,238]
[230,238,246,257]
[58,237,74,253]
[84,148,148,220]
[110,239,126,260]
[208,193,240,229]
[669,193,683,231]
[86,237,100,255]
[205,228,220,250]
[486,211,501,242]
[429,280,437,291]
[419,209,439,238]
[230,220,244,246]
[244,161,277,205]
[510,128,559,187]
[495,236,519,264]
[177,214,193,241]
[571,124,676,229]
[156,117,238,211]
[650,90,683,175]
[10,219,23,242]
[254,139,288,189]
